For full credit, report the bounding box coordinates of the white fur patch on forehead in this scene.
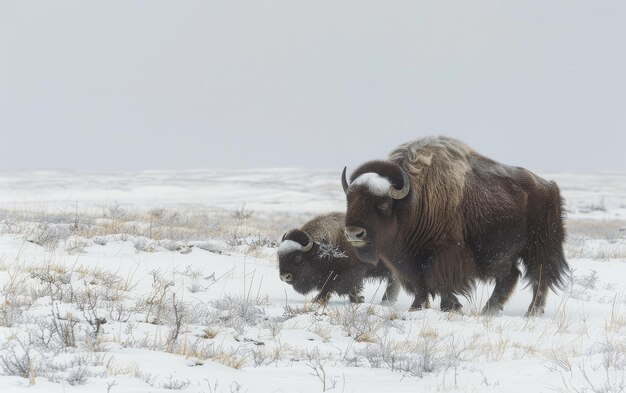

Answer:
[277,240,303,256]
[352,172,392,196]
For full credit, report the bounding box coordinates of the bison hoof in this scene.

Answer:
[525,306,545,318]
[312,294,331,305]
[442,303,463,313]
[350,295,365,304]
[481,303,503,316]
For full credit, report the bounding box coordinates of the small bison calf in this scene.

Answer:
[278,212,400,304]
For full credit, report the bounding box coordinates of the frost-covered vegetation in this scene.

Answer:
[0,170,624,392]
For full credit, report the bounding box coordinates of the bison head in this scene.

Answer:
[277,229,319,294]
[342,161,411,265]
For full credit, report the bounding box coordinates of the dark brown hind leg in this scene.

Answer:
[482,266,521,315]
[440,292,462,312]
[312,290,332,305]
[349,292,365,304]
[526,270,549,317]
[408,288,431,311]
[348,280,365,304]
[381,278,401,304]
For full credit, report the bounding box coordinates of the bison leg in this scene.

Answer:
[482,266,521,315]
[381,278,401,305]
[408,288,431,311]
[522,182,569,317]
[526,277,549,317]
[440,292,462,312]
[349,292,365,304]
[312,290,332,305]
[348,278,365,303]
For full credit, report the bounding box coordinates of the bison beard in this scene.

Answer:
[342,136,569,317]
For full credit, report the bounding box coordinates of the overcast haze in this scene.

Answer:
[1,1,624,173]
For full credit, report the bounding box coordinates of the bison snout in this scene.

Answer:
[345,226,368,246]
[280,272,294,283]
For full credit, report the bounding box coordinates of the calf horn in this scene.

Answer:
[389,167,410,200]
[280,231,313,252]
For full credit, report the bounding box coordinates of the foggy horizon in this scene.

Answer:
[1,1,625,174]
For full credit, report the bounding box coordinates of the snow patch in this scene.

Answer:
[352,173,392,196]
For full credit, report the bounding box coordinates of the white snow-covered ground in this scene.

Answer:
[0,170,624,392]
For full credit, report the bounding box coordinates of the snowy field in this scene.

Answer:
[0,169,625,392]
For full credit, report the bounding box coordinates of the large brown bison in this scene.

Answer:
[278,212,400,305]
[341,137,569,316]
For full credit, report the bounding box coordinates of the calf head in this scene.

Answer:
[277,229,319,294]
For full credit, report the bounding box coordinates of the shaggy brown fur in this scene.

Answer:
[343,136,569,316]
[278,212,400,305]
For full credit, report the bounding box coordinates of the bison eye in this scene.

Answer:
[378,201,392,214]
[294,254,303,264]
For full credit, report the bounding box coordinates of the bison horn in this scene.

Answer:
[341,167,350,194]
[389,167,410,200]
[301,233,313,252]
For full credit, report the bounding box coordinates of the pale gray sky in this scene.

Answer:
[1,1,624,173]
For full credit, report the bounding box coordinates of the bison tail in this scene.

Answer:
[521,181,570,292]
